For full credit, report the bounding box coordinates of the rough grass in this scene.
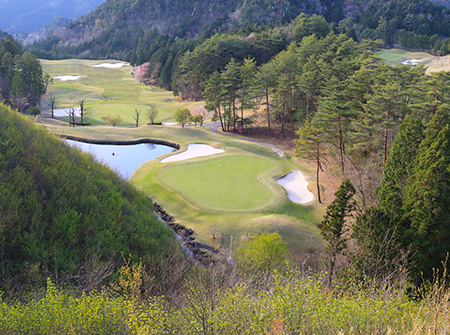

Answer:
[41,59,203,125]
[379,48,450,72]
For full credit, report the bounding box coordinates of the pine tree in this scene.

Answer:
[319,179,356,285]
[377,114,425,217]
[295,120,326,203]
[402,105,450,280]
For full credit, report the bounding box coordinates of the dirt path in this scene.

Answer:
[205,122,285,158]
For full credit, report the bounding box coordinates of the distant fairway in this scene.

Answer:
[379,48,450,73]
[160,155,276,211]
[41,59,203,125]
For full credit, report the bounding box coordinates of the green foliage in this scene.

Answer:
[320,179,356,283]
[377,114,425,216]
[402,105,450,280]
[234,232,288,274]
[4,269,449,334]
[0,105,176,288]
[174,107,191,127]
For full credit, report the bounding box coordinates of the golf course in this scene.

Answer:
[379,48,450,72]
[40,59,325,255]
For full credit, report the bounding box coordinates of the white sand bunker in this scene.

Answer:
[161,143,224,163]
[162,122,177,126]
[401,59,423,65]
[52,107,81,118]
[92,62,129,68]
[277,171,314,204]
[54,75,81,81]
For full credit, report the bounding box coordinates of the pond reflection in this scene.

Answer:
[66,139,175,179]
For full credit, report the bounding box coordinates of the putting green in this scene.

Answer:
[160,156,276,211]
[41,59,203,125]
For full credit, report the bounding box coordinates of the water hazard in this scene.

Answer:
[66,139,175,179]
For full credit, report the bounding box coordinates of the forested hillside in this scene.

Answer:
[0,105,178,290]
[0,0,105,34]
[0,35,48,113]
[30,0,450,60]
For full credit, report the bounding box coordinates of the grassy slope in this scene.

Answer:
[379,48,450,72]
[41,59,203,125]
[41,59,325,255]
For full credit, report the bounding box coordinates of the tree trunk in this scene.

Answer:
[265,87,271,134]
[316,147,322,204]
[217,106,225,132]
[383,108,390,169]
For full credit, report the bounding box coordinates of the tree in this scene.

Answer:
[221,58,241,132]
[402,106,450,281]
[78,99,86,125]
[234,232,288,275]
[133,109,140,127]
[204,72,226,132]
[190,114,202,127]
[349,207,409,288]
[174,108,191,128]
[48,96,56,118]
[377,114,425,217]
[68,107,76,127]
[104,115,122,127]
[238,57,256,131]
[254,62,276,133]
[319,179,357,285]
[147,104,159,125]
[295,120,326,203]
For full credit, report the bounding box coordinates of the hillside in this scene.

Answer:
[29,0,450,61]
[0,0,105,34]
[0,104,177,289]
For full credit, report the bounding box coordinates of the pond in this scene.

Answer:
[66,139,175,179]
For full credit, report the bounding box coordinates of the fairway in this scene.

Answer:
[41,59,203,125]
[160,156,276,211]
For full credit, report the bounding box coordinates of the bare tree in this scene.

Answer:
[48,96,56,118]
[133,108,141,127]
[79,99,86,125]
[68,108,76,127]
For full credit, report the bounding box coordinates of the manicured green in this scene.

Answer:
[160,156,276,211]
[40,59,202,125]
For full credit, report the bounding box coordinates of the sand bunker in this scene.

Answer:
[162,122,178,126]
[53,107,81,118]
[92,62,129,68]
[401,59,423,65]
[161,143,224,163]
[277,171,314,204]
[54,75,81,81]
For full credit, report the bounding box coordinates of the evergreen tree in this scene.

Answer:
[319,179,357,285]
[402,105,450,280]
[377,114,425,217]
[295,120,326,203]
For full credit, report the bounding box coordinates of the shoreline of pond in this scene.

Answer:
[58,134,181,150]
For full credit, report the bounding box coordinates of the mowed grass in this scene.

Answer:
[40,58,326,254]
[40,59,203,125]
[160,156,276,211]
[379,48,450,73]
[44,123,325,253]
